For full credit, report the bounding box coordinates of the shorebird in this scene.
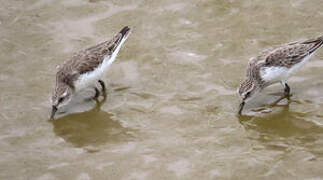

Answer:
[238,35,323,114]
[50,26,131,119]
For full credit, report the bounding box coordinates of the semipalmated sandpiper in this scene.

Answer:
[50,26,131,119]
[238,35,323,114]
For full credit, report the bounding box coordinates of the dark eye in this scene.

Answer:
[246,92,251,97]
[58,97,64,103]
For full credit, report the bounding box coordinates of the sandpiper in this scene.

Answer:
[50,26,131,119]
[238,35,323,114]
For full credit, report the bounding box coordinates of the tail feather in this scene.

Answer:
[302,35,323,45]
[104,26,131,67]
[309,37,323,54]
[119,26,131,38]
[108,26,131,52]
[301,35,323,54]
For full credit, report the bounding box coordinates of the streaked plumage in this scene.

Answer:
[50,26,131,119]
[238,35,323,114]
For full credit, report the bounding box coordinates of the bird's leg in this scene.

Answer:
[94,87,100,99]
[94,87,107,108]
[92,80,107,101]
[98,80,106,96]
[284,83,290,95]
[238,101,245,115]
[281,82,291,99]
[98,80,106,91]
[267,82,291,107]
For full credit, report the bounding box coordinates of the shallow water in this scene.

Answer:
[1,0,323,179]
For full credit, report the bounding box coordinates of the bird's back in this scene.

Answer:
[55,26,131,90]
[245,36,323,86]
[242,35,323,88]
[250,36,323,68]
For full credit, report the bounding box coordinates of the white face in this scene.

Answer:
[51,89,72,109]
[241,88,260,103]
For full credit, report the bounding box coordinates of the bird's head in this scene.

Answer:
[238,79,260,102]
[237,79,260,114]
[50,83,72,119]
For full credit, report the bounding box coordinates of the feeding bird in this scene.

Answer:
[50,26,131,119]
[238,35,323,114]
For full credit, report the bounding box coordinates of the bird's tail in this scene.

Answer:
[108,26,131,53]
[104,26,131,66]
[302,35,323,54]
[119,26,131,40]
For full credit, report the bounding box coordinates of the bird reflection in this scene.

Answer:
[238,98,323,154]
[238,95,290,120]
[52,96,134,148]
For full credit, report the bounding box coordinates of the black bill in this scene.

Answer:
[50,106,57,119]
[238,101,245,115]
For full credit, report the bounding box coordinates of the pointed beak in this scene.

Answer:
[50,106,57,119]
[238,101,245,115]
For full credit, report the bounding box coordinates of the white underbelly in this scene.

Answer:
[260,66,289,84]
[74,56,111,91]
[260,53,314,84]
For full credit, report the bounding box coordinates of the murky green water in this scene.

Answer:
[1,0,323,179]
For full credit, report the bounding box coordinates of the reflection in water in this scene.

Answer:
[52,98,134,148]
[239,103,323,154]
[2,0,323,178]
[238,96,292,123]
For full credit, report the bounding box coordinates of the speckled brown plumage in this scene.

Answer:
[264,37,323,67]
[56,26,130,90]
[245,35,323,86]
[50,26,131,119]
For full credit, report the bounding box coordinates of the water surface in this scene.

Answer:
[1,0,323,179]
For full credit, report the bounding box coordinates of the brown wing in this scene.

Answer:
[74,26,130,74]
[264,36,323,67]
[56,47,109,89]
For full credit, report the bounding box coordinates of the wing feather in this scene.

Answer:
[262,36,323,67]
